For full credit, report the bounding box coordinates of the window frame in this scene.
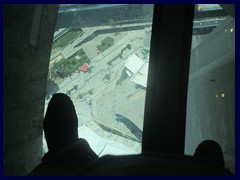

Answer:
[142,4,195,154]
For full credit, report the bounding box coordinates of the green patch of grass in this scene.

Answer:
[97,36,114,52]
[76,48,85,57]
[51,47,62,57]
[52,29,83,50]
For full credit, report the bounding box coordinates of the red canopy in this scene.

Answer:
[78,63,89,71]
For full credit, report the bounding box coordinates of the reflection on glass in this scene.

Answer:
[186,4,235,173]
[44,4,154,156]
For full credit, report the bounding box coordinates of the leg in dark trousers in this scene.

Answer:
[30,93,98,176]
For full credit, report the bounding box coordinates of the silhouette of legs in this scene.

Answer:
[43,93,79,153]
[29,93,98,175]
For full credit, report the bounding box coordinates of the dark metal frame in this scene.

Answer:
[142,4,195,154]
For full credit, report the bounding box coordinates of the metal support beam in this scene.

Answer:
[142,4,194,154]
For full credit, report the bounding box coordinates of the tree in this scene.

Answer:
[66,90,71,95]
[88,89,93,95]
[104,74,111,81]
[118,53,123,59]
[73,85,78,90]
[71,59,77,65]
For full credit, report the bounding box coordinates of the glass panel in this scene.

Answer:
[44,4,154,156]
[185,4,235,173]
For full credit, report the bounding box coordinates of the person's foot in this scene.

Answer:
[43,93,79,152]
[194,140,225,168]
